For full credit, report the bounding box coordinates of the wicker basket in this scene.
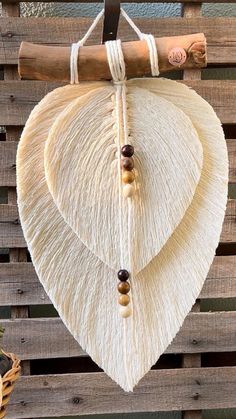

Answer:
[0,351,21,419]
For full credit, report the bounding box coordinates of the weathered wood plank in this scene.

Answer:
[2,311,236,360]
[0,140,235,187]
[202,255,236,299]
[228,139,236,184]
[221,199,236,244]
[0,255,236,306]
[7,367,236,417]
[0,17,236,65]
[0,199,235,248]
[0,80,235,125]
[0,204,25,247]
[0,262,50,305]
[0,141,17,187]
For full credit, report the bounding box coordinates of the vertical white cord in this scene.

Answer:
[70,9,104,84]
[121,8,159,76]
[106,39,133,388]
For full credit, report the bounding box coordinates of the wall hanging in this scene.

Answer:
[16,5,228,392]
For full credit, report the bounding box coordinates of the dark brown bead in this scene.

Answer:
[117,281,130,294]
[121,144,134,158]
[121,157,134,171]
[117,269,129,281]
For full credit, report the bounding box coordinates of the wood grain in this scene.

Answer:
[0,255,236,306]
[2,311,236,360]
[19,34,207,81]
[0,142,17,187]
[7,367,236,418]
[0,17,236,65]
[0,199,235,248]
[0,139,235,187]
[0,80,236,125]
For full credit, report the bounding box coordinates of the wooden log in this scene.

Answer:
[18,33,206,82]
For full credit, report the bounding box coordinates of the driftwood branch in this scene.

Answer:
[19,33,207,82]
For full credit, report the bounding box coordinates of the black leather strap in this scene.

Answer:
[102,0,121,43]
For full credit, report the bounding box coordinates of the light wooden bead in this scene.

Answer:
[119,305,132,318]
[123,184,135,198]
[122,171,135,184]
[118,294,130,306]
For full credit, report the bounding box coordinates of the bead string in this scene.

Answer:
[70,9,160,319]
[106,40,136,318]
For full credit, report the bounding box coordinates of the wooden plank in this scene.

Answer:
[1,140,235,187]
[0,255,236,306]
[0,80,236,125]
[0,17,236,65]
[202,255,236,299]
[221,199,236,244]
[182,4,202,417]
[228,139,236,184]
[1,198,235,248]
[2,311,236,360]
[0,262,50,305]
[7,367,236,417]
[2,0,31,382]
[0,141,17,187]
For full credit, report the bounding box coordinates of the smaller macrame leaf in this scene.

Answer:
[44,85,203,274]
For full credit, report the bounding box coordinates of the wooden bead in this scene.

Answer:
[122,171,135,184]
[121,144,134,158]
[123,184,135,198]
[119,305,132,318]
[117,269,129,281]
[121,157,134,171]
[117,281,130,294]
[118,294,130,306]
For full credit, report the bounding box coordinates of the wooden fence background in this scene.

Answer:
[0,0,236,417]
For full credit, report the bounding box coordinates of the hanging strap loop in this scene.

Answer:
[70,9,104,84]
[120,8,159,77]
[70,7,159,84]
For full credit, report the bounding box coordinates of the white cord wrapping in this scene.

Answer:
[70,9,104,84]
[70,7,159,84]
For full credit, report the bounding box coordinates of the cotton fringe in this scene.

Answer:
[17,78,228,392]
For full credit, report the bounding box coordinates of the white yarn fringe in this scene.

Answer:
[17,78,228,392]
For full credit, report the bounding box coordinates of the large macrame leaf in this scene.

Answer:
[44,85,203,274]
[17,79,228,392]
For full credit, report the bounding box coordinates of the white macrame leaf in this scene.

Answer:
[44,85,203,273]
[17,79,228,392]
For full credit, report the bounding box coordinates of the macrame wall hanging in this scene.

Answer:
[17,8,228,392]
